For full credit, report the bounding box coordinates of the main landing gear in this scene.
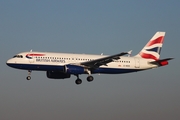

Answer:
[75,75,94,85]
[87,76,94,82]
[75,69,94,85]
[75,78,82,85]
[26,70,32,80]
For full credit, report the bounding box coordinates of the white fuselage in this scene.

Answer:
[7,51,157,74]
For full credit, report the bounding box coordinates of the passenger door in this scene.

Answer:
[134,58,140,68]
[28,53,34,63]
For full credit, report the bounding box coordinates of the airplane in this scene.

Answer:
[6,32,173,85]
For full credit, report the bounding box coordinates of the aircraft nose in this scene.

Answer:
[6,59,14,66]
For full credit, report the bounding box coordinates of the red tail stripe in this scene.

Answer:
[140,53,158,60]
[146,36,164,47]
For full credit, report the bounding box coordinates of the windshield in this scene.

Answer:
[13,55,23,58]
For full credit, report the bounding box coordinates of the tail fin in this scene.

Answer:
[135,32,165,60]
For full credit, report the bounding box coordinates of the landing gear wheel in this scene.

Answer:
[75,79,82,85]
[87,76,94,82]
[26,76,31,80]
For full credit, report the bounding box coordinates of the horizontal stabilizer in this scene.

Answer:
[149,58,174,66]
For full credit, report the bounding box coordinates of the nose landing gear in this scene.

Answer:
[26,70,32,80]
[26,76,31,80]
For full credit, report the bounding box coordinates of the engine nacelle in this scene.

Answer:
[64,65,85,74]
[46,71,71,79]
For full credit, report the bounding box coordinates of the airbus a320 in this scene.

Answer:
[6,32,173,85]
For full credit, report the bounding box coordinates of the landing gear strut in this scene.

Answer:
[86,69,94,82]
[26,70,32,80]
[74,74,94,85]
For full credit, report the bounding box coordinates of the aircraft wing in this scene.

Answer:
[79,51,130,68]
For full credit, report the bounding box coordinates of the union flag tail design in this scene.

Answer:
[135,32,165,60]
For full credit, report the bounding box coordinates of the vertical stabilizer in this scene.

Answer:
[135,32,165,60]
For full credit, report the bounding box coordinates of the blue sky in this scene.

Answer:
[0,1,180,120]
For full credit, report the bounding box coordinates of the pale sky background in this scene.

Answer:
[0,1,180,120]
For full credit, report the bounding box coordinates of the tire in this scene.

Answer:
[87,76,94,82]
[75,79,82,85]
[26,76,31,80]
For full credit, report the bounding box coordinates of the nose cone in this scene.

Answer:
[6,59,14,67]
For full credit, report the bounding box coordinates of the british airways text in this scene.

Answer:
[36,58,65,63]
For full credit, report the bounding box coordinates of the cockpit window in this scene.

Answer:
[13,55,23,58]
